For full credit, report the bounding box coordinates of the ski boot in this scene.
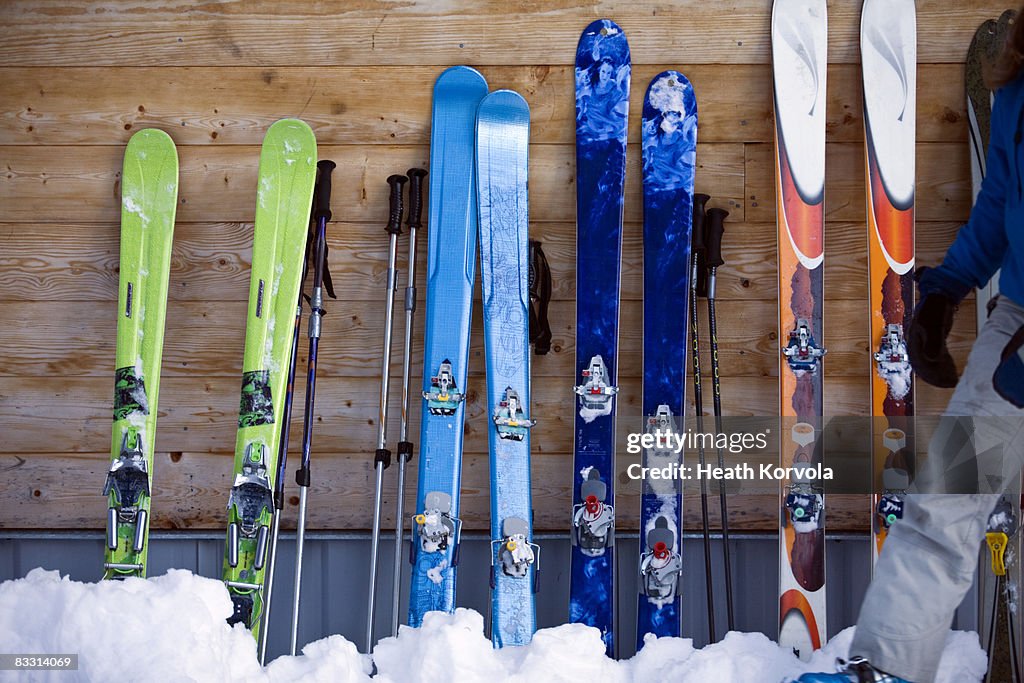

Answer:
[572,469,614,557]
[792,657,911,682]
[639,516,682,600]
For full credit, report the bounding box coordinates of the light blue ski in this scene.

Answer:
[408,66,489,626]
[477,89,538,647]
[636,71,697,647]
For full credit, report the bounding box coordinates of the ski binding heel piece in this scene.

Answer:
[640,516,682,600]
[875,465,909,531]
[572,470,615,556]
[782,318,826,374]
[225,443,273,569]
[414,491,461,554]
[423,360,465,415]
[574,355,619,415]
[492,386,536,441]
[784,483,824,533]
[492,516,540,579]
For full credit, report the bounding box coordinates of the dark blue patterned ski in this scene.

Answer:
[568,18,630,657]
[635,71,697,648]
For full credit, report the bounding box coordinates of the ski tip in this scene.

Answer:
[576,19,630,63]
[643,70,696,119]
[435,65,489,96]
[477,89,530,126]
[266,117,315,141]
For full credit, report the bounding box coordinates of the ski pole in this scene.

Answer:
[391,167,427,637]
[289,159,336,656]
[690,193,716,642]
[704,206,735,634]
[257,210,313,664]
[367,173,407,653]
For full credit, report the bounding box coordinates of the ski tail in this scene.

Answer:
[104,129,178,580]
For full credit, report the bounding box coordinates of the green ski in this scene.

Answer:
[222,119,317,638]
[103,129,179,580]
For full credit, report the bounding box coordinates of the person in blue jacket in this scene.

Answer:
[797,14,1024,683]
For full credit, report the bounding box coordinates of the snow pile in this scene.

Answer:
[0,569,988,683]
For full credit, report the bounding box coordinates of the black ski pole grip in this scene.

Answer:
[314,160,337,221]
[692,193,710,255]
[406,168,428,231]
[705,207,729,269]
[386,175,407,235]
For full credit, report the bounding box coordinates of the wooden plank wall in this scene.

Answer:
[0,1,1003,533]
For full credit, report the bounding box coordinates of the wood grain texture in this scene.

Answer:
[0,63,966,145]
[0,1,1010,66]
[0,0,995,531]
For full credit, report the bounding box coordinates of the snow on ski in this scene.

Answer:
[569,18,630,657]
[772,0,828,660]
[221,119,317,640]
[103,129,178,580]
[862,0,916,566]
[635,71,697,647]
[476,89,538,648]
[408,66,488,627]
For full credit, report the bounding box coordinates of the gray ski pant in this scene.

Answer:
[853,296,1024,682]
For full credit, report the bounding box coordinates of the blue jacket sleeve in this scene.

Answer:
[940,83,1014,287]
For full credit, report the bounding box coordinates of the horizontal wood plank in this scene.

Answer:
[0,451,880,533]
[0,297,976,380]
[0,1,1009,66]
[0,220,965,303]
[0,63,967,146]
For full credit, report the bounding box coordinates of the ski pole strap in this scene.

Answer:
[528,239,553,355]
[386,174,407,236]
[692,193,711,298]
[705,207,728,269]
[406,168,427,231]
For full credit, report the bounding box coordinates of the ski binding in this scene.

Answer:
[103,429,151,559]
[423,360,465,416]
[639,516,682,600]
[574,354,619,413]
[225,443,273,570]
[414,491,462,554]
[492,516,540,580]
[873,323,909,367]
[492,386,536,441]
[782,318,826,374]
[986,496,1019,577]
[572,469,615,556]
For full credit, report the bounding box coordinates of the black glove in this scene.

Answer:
[994,325,1024,408]
[907,266,972,388]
